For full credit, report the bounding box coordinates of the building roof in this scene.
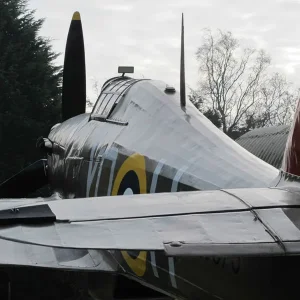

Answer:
[236,125,290,169]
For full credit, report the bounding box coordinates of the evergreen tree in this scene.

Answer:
[0,0,62,182]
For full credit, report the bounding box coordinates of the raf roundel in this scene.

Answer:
[112,153,148,277]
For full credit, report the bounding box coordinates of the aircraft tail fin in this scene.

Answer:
[281,99,300,176]
[62,11,86,121]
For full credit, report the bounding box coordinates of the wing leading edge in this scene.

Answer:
[0,188,300,259]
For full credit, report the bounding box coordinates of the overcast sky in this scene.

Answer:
[28,0,300,103]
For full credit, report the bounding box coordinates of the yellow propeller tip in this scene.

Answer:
[72,11,81,21]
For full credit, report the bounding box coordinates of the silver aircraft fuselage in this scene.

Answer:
[45,77,294,300]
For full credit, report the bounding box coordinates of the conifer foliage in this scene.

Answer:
[0,0,62,182]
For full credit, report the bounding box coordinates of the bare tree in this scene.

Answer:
[92,78,101,99]
[86,98,94,110]
[193,29,271,136]
[252,73,299,127]
[85,78,102,112]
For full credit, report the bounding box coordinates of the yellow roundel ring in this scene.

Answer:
[112,153,147,277]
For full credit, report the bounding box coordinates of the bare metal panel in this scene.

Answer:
[0,187,300,256]
[224,188,300,207]
[0,211,276,250]
[48,80,279,195]
[110,80,278,189]
[1,188,297,222]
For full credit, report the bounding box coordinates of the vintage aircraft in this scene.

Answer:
[1,11,300,300]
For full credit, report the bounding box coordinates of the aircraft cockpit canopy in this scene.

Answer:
[91,68,144,123]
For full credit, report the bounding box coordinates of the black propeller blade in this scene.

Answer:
[62,11,86,121]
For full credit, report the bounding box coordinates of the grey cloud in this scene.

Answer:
[277,0,300,11]
[27,0,300,102]
[102,4,133,12]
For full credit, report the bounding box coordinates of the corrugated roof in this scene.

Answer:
[236,125,290,169]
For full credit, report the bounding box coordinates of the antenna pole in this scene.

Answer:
[180,13,186,107]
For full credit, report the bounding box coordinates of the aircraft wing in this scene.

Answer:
[1,187,300,261]
[0,239,118,271]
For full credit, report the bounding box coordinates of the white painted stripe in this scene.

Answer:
[168,257,177,288]
[106,147,119,196]
[149,161,165,278]
[171,166,188,192]
[86,145,98,197]
[150,160,166,193]
[95,146,112,196]
[94,159,104,196]
[150,251,159,278]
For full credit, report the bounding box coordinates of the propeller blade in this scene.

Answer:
[62,11,86,121]
[0,160,48,198]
